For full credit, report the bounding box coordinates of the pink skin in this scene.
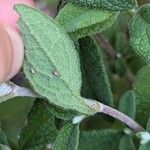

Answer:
[0,0,34,83]
[0,0,35,29]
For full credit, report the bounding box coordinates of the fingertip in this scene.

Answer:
[0,25,13,83]
[4,26,24,81]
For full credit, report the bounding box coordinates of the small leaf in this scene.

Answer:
[79,129,122,150]
[79,37,114,106]
[19,99,58,149]
[119,135,136,150]
[119,91,136,119]
[54,122,80,150]
[133,65,150,126]
[66,0,138,11]
[15,4,96,115]
[139,142,150,150]
[129,4,150,63]
[56,3,118,39]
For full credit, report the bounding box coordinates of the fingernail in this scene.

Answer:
[0,25,13,83]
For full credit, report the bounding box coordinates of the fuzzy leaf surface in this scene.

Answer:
[47,103,77,120]
[133,65,150,126]
[15,4,95,115]
[79,37,113,106]
[54,123,80,150]
[66,0,138,11]
[56,3,118,39]
[79,129,122,150]
[119,91,136,119]
[19,99,58,150]
[129,4,150,63]
[119,135,136,150]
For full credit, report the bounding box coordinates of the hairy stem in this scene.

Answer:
[84,99,145,132]
[100,103,144,132]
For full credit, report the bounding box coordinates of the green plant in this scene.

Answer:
[0,0,150,149]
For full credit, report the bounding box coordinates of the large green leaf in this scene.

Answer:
[15,4,96,115]
[79,129,122,150]
[79,37,114,106]
[54,123,80,150]
[119,135,136,150]
[19,99,58,149]
[0,97,34,148]
[133,65,150,126]
[119,91,136,119]
[66,0,138,11]
[56,3,118,39]
[129,4,150,63]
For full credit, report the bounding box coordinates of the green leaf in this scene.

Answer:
[119,135,136,150]
[139,142,150,150]
[15,4,96,115]
[74,40,95,99]
[79,37,114,106]
[129,4,150,63]
[56,3,118,39]
[47,103,77,120]
[54,123,80,150]
[119,91,136,119]
[66,0,138,11]
[0,97,34,148]
[133,65,150,126]
[19,99,58,149]
[79,129,122,150]
[114,58,127,77]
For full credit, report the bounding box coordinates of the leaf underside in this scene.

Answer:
[129,4,150,63]
[15,4,95,115]
[56,3,118,39]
